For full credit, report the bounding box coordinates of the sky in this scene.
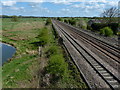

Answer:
[0,0,119,17]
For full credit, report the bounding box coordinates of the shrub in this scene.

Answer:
[38,27,49,46]
[64,19,69,23]
[57,17,62,21]
[46,54,68,78]
[100,28,105,35]
[11,16,18,22]
[104,27,113,36]
[117,32,120,35]
[46,18,51,25]
[87,25,93,31]
[91,23,108,32]
[46,46,58,57]
[108,23,119,35]
[39,36,49,46]
[100,27,113,36]
[52,25,58,38]
[77,20,87,29]
[69,19,76,25]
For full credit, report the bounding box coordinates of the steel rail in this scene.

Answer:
[53,20,120,89]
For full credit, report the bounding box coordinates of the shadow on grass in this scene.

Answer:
[30,41,42,47]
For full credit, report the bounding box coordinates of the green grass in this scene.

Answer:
[2,18,87,88]
[3,55,37,87]
[38,25,87,88]
[2,18,45,88]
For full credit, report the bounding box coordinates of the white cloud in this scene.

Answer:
[72,3,85,8]
[29,3,40,8]
[1,1,16,6]
[20,7,24,9]
[61,8,70,12]
[1,0,85,4]
[18,0,45,3]
[108,1,118,6]
[72,1,106,9]
[1,0,119,17]
[10,7,19,10]
[1,0,118,6]
[88,0,107,3]
[53,1,72,5]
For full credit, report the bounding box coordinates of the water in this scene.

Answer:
[0,42,16,65]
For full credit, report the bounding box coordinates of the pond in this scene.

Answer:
[0,42,16,65]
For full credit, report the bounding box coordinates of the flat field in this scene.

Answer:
[2,18,86,88]
[2,18,46,88]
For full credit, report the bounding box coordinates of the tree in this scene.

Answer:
[57,17,62,21]
[77,19,87,29]
[101,7,118,23]
[46,18,51,25]
[69,19,76,25]
[11,15,18,22]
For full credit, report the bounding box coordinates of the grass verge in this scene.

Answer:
[2,18,87,88]
[38,24,87,88]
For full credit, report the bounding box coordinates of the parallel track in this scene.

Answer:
[58,21,120,64]
[53,20,120,89]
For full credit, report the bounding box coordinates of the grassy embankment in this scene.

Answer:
[2,18,87,88]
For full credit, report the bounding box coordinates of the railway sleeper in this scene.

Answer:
[53,21,120,89]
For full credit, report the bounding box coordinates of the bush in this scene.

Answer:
[11,16,18,22]
[117,32,120,35]
[38,27,49,46]
[100,27,113,36]
[52,25,58,38]
[46,54,68,78]
[91,23,107,32]
[69,19,76,25]
[108,23,119,35]
[46,46,58,57]
[64,19,69,23]
[100,28,105,35]
[57,17,62,21]
[77,20,87,29]
[87,25,93,31]
[104,27,113,36]
[90,23,118,35]
[46,18,51,25]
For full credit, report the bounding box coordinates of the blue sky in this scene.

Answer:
[0,0,119,17]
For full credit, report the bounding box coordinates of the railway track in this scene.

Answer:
[52,20,120,89]
[70,32,120,71]
[58,21,120,62]
[56,21,120,72]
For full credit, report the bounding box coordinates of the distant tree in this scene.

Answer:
[77,19,87,29]
[69,19,76,25]
[2,15,10,18]
[11,15,18,22]
[101,7,118,23]
[57,17,62,21]
[46,18,51,25]
[64,19,69,23]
